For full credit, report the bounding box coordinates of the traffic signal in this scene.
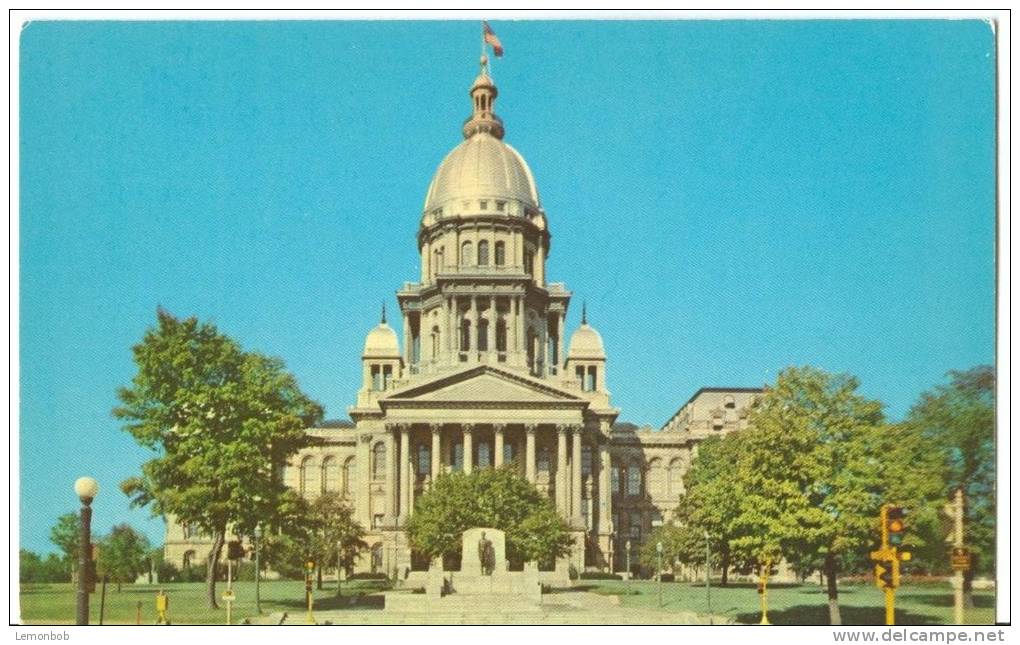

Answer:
[886,506,905,546]
[875,559,897,589]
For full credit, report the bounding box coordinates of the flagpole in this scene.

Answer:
[480,21,487,73]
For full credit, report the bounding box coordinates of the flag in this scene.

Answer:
[483,21,504,57]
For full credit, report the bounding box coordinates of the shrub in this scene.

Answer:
[348,572,389,581]
[579,571,623,580]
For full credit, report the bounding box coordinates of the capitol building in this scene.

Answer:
[166,57,761,577]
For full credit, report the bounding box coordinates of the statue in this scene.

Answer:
[477,531,495,576]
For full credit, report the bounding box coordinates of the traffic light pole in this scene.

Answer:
[884,587,895,626]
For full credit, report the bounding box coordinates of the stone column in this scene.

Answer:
[486,296,495,359]
[572,426,583,523]
[493,424,505,467]
[469,296,478,354]
[385,427,397,521]
[599,439,612,534]
[399,425,410,520]
[430,424,442,484]
[525,424,537,483]
[556,425,568,514]
[356,433,372,528]
[403,313,412,366]
[463,424,474,474]
[557,311,565,375]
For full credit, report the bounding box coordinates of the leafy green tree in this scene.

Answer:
[20,550,68,583]
[96,524,151,591]
[309,494,367,590]
[639,522,708,577]
[406,467,572,567]
[114,309,323,608]
[905,366,995,599]
[739,366,886,625]
[49,513,80,580]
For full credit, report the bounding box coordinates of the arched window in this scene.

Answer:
[647,458,665,497]
[494,241,506,266]
[586,366,597,392]
[372,442,386,480]
[343,456,357,495]
[322,456,340,493]
[417,444,430,478]
[431,326,440,359]
[495,319,507,352]
[183,550,196,570]
[478,441,491,468]
[524,250,534,275]
[477,319,489,352]
[300,456,317,497]
[460,319,471,351]
[627,460,642,497]
[182,522,192,540]
[581,445,592,477]
[461,240,473,266]
[724,395,736,409]
[477,240,489,266]
[503,442,515,464]
[669,457,685,496]
[611,462,621,495]
[526,329,536,367]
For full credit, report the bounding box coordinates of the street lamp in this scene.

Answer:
[656,541,664,607]
[625,539,632,583]
[74,476,99,626]
[253,525,262,615]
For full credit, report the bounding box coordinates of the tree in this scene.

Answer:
[49,513,81,581]
[114,309,323,608]
[96,524,151,591]
[738,366,886,625]
[406,467,573,568]
[905,366,995,601]
[309,493,367,590]
[20,550,68,583]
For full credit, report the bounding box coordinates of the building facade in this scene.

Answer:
[165,58,762,577]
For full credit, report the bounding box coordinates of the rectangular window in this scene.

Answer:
[495,201,505,212]
[479,200,488,210]
[503,443,514,464]
[478,442,491,468]
[586,366,597,392]
[371,365,382,391]
[453,443,464,471]
[611,465,620,494]
[383,365,392,389]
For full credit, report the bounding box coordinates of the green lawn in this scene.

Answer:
[577,580,996,626]
[18,579,996,626]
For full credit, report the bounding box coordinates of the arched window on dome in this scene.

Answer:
[477,240,489,266]
[477,319,489,352]
[461,241,473,267]
[494,241,506,266]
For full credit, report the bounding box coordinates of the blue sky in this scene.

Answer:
[19,20,996,554]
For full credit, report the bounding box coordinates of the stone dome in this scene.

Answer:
[363,322,400,359]
[422,132,540,213]
[567,323,606,360]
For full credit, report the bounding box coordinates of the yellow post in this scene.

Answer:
[884,586,895,626]
[155,590,169,625]
[305,560,315,624]
[759,559,771,625]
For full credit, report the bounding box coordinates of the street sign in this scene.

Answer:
[950,548,971,571]
[222,590,236,602]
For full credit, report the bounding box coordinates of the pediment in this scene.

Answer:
[382,366,582,405]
